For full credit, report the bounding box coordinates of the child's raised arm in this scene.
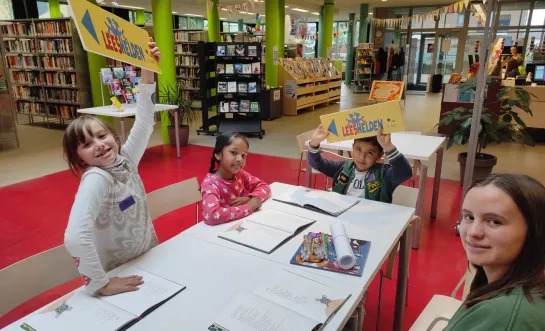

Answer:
[120,38,161,166]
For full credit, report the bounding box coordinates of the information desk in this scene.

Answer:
[510,85,545,142]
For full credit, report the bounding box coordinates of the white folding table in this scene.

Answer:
[77,104,180,157]
[306,132,445,249]
[183,182,415,331]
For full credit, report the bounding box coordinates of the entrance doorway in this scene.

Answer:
[407,32,459,90]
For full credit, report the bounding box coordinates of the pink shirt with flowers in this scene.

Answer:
[200,170,271,225]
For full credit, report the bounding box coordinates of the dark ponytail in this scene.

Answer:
[208,132,249,173]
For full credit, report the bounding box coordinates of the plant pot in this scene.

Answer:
[168,125,189,147]
[457,152,498,185]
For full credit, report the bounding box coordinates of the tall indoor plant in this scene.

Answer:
[436,77,535,183]
[159,82,198,147]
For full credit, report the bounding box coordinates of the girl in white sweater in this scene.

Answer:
[63,38,161,297]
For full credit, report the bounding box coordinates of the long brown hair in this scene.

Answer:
[464,173,545,308]
[62,115,120,176]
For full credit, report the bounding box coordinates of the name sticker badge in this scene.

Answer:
[339,172,349,184]
[119,195,136,212]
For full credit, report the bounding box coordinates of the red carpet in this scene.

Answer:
[0,144,466,330]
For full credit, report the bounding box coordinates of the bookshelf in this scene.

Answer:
[195,41,219,135]
[279,58,341,116]
[352,45,374,93]
[215,42,264,139]
[0,18,91,128]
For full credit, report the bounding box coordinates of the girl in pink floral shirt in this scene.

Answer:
[201,132,271,225]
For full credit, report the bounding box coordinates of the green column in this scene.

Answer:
[48,0,61,18]
[206,0,220,42]
[238,19,244,32]
[344,13,355,85]
[135,9,145,26]
[152,0,176,144]
[85,0,112,124]
[265,0,279,87]
[320,0,334,58]
[358,4,368,43]
[278,0,285,58]
[317,7,323,58]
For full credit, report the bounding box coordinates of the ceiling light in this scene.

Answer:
[221,8,227,11]
[240,11,247,14]
[311,12,319,15]
[114,4,145,10]
[246,12,255,15]
[369,12,373,15]
[285,6,289,8]
[185,14,203,17]
[292,8,309,12]
[172,11,177,14]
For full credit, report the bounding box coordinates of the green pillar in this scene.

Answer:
[344,13,355,85]
[48,0,61,18]
[238,19,244,32]
[318,7,323,58]
[86,0,112,125]
[278,0,285,58]
[265,0,279,87]
[358,4,369,43]
[152,0,176,144]
[320,0,334,58]
[206,0,220,42]
[135,9,145,26]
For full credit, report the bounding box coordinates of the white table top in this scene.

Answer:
[183,182,414,289]
[309,132,445,161]
[77,104,177,118]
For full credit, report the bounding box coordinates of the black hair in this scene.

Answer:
[354,136,384,154]
[209,132,249,173]
[464,173,545,308]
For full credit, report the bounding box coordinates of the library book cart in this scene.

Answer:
[214,41,265,139]
[0,18,92,129]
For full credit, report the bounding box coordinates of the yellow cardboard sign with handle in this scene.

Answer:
[319,101,405,143]
[67,0,161,73]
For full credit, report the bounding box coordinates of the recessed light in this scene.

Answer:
[292,8,309,12]
[311,12,319,15]
[369,12,373,15]
[185,14,203,17]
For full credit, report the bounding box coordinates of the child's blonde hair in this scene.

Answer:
[62,115,120,176]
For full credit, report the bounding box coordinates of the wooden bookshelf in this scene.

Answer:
[1,18,91,128]
[279,58,341,116]
[174,29,207,111]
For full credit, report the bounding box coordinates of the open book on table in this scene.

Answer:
[273,186,360,217]
[218,209,315,254]
[19,266,185,331]
[209,269,352,331]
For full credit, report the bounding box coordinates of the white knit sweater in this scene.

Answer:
[64,83,158,295]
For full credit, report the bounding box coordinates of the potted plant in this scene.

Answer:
[158,82,198,147]
[436,77,535,184]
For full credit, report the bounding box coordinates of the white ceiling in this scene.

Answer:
[102,0,461,23]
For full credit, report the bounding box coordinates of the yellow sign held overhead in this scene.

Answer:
[319,101,405,143]
[67,0,161,73]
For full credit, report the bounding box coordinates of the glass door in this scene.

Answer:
[407,33,435,90]
[436,34,459,83]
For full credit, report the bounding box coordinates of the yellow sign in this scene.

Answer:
[369,81,404,102]
[67,0,161,73]
[319,101,405,143]
[111,96,123,110]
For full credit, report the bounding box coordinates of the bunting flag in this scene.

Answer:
[371,0,474,27]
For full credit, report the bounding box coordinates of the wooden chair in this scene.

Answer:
[147,177,202,224]
[409,265,476,331]
[0,245,80,316]
[295,129,325,187]
[376,185,419,330]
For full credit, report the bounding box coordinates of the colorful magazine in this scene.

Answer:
[290,232,370,277]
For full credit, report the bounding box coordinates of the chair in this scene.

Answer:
[295,129,325,187]
[408,265,476,331]
[147,177,202,224]
[376,185,419,330]
[0,245,81,316]
[397,131,422,188]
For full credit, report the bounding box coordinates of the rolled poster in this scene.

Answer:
[330,220,356,269]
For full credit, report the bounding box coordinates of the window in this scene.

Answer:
[498,2,530,26]
[412,7,438,29]
[443,12,464,28]
[531,1,545,26]
[180,16,188,29]
[0,0,13,20]
[145,12,153,23]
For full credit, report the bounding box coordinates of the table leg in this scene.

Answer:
[120,118,126,145]
[305,150,312,188]
[393,225,411,331]
[413,161,427,250]
[430,146,444,219]
[174,111,180,158]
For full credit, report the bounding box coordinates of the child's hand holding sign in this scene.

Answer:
[309,125,330,149]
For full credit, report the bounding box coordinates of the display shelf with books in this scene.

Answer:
[279,57,341,116]
[214,42,265,139]
[0,18,91,128]
[352,44,374,93]
[195,41,219,135]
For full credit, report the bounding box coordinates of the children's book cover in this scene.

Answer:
[234,63,243,74]
[240,100,250,112]
[216,63,225,74]
[248,82,257,93]
[216,45,225,56]
[236,44,246,56]
[226,45,236,56]
[248,45,257,57]
[290,232,370,277]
